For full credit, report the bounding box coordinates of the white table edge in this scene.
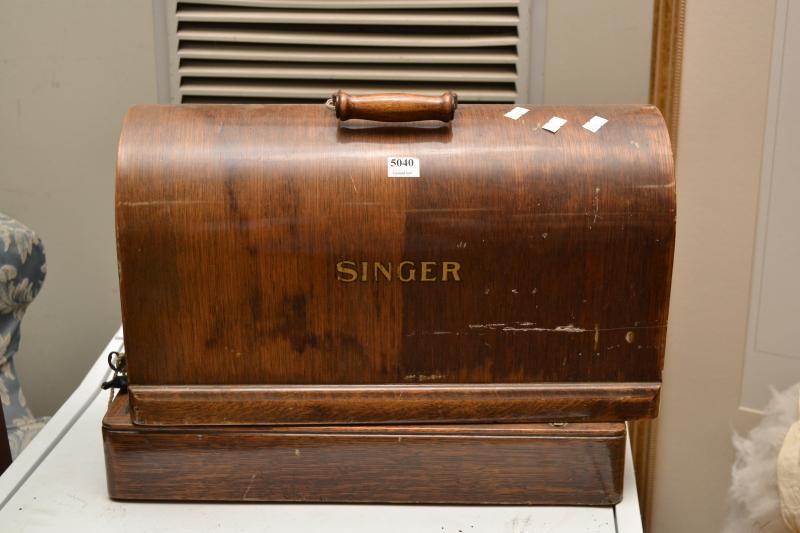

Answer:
[0,326,121,509]
[0,326,642,532]
[617,426,644,532]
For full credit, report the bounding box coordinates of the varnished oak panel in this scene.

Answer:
[129,382,659,426]
[116,104,675,391]
[104,396,625,505]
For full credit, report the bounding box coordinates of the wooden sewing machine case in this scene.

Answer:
[104,92,675,504]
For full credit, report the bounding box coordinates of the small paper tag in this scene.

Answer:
[582,115,609,133]
[542,116,567,133]
[504,107,529,120]
[387,157,420,178]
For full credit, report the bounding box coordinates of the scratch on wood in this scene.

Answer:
[469,322,588,333]
[591,187,600,227]
[404,373,447,382]
[118,200,210,207]
[594,323,600,351]
[501,324,587,333]
[243,473,257,499]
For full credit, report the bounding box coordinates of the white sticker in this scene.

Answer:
[504,106,530,120]
[387,157,420,178]
[582,115,609,133]
[542,116,567,133]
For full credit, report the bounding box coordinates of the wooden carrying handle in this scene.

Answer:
[331,91,458,122]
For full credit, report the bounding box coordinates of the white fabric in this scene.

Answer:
[724,384,799,533]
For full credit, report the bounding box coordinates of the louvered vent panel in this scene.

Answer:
[170,0,529,103]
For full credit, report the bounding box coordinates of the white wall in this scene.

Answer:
[650,1,777,531]
[739,0,800,412]
[0,0,158,415]
[544,0,654,104]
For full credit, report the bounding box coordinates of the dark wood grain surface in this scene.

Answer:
[117,103,674,387]
[129,382,658,426]
[116,102,674,429]
[104,395,625,504]
[332,90,458,122]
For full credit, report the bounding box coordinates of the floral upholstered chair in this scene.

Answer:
[1,212,48,461]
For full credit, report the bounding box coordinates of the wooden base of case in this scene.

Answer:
[103,395,626,505]
[128,382,659,426]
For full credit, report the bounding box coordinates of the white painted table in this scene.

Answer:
[0,328,643,532]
